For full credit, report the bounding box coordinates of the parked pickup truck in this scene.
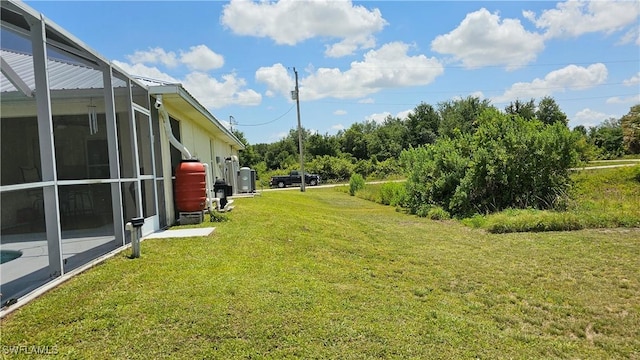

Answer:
[270,170,321,188]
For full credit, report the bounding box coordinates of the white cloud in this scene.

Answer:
[365,111,391,124]
[618,25,640,45]
[365,109,412,123]
[112,61,180,83]
[330,124,345,131]
[396,109,413,120]
[302,42,444,100]
[608,73,640,104]
[524,0,640,40]
[113,61,260,108]
[470,91,486,100]
[606,94,640,104]
[325,34,377,58]
[221,0,387,57]
[572,108,617,128]
[180,45,224,71]
[220,119,231,130]
[124,45,224,71]
[493,63,608,103]
[334,110,347,115]
[126,47,179,68]
[358,98,375,104]
[118,44,261,109]
[182,72,262,108]
[255,63,294,98]
[431,8,544,70]
[623,72,640,86]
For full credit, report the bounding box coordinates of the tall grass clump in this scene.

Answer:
[347,181,408,209]
[378,182,407,206]
[349,173,365,196]
[470,209,584,234]
[569,165,640,227]
[465,165,640,233]
[633,164,640,182]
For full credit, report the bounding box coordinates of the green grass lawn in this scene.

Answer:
[1,189,639,359]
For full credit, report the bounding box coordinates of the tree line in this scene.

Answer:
[234,98,640,184]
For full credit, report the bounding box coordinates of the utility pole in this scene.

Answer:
[293,67,305,192]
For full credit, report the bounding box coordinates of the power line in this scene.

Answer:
[308,93,639,107]
[201,59,639,77]
[236,104,296,127]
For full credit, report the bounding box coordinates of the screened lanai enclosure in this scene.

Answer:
[1,1,243,308]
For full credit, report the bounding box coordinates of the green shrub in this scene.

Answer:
[414,204,431,218]
[353,159,375,179]
[401,136,470,216]
[427,206,450,220]
[370,158,402,179]
[461,214,487,228]
[401,109,579,217]
[349,173,365,196]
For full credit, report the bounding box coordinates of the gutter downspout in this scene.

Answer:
[156,95,214,212]
[155,95,192,160]
[202,163,216,213]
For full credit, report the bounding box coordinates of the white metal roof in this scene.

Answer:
[0,49,125,94]
[1,0,244,150]
[0,49,244,149]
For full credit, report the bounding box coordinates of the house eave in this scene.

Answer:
[147,84,245,150]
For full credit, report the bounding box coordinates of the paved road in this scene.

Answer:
[570,159,640,171]
[259,182,347,192]
[259,160,639,192]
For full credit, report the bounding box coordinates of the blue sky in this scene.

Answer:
[26,0,640,144]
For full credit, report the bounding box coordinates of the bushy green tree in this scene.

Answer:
[572,126,598,162]
[536,96,568,126]
[406,102,440,147]
[242,95,575,185]
[264,137,297,170]
[353,159,375,178]
[621,104,640,154]
[339,122,377,160]
[505,99,536,121]
[401,109,579,217]
[307,132,340,158]
[367,116,408,161]
[370,158,401,179]
[438,96,494,138]
[589,118,624,159]
[307,155,353,183]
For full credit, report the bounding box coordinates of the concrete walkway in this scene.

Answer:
[144,228,215,239]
